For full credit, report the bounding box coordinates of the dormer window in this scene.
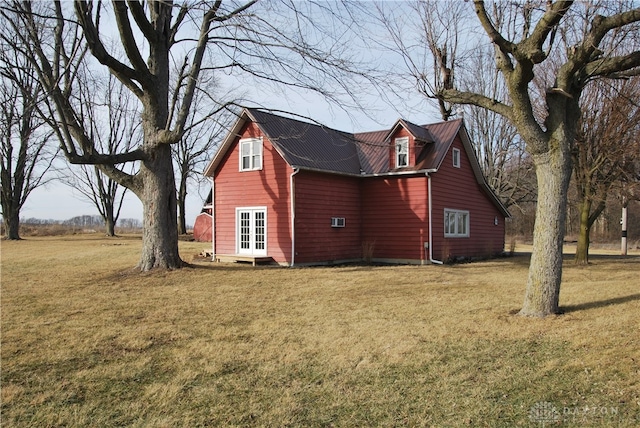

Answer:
[395,137,409,168]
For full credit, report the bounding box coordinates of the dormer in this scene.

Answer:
[384,119,433,171]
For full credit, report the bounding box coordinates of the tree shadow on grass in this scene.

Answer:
[560,293,640,313]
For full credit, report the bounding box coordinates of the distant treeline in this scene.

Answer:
[21,215,143,229]
[20,216,193,230]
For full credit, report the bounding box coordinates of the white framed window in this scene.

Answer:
[444,209,469,237]
[239,137,263,171]
[395,137,409,168]
[452,148,461,168]
[331,217,345,228]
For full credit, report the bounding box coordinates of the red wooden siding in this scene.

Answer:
[430,135,505,261]
[293,171,362,263]
[214,122,293,264]
[209,111,506,265]
[361,176,429,262]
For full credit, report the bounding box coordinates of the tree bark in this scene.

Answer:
[105,213,116,237]
[574,199,591,265]
[520,145,572,317]
[138,144,183,270]
[3,208,21,240]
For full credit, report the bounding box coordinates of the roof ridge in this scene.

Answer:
[246,107,354,138]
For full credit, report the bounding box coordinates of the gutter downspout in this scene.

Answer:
[426,172,443,265]
[290,168,300,267]
[210,177,215,261]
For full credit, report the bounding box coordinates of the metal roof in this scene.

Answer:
[206,109,468,176]
[246,109,464,175]
[354,129,389,174]
[415,119,464,170]
[203,108,509,217]
[247,109,362,175]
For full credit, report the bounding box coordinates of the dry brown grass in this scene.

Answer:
[1,235,639,427]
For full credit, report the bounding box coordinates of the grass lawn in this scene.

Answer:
[1,235,639,427]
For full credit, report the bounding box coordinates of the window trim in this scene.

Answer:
[331,217,345,228]
[444,209,470,238]
[236,206,267,255]
[239,137,263,171]
[452,147,461,168]
[395,137,409,168]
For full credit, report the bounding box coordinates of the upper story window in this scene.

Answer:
[452,148,461,168]
[239,137,263,171]
[444,209,469,238]
[395,137,409,168]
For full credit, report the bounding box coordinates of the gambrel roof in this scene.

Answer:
[204,108,509,217]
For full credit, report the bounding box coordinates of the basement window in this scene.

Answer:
[331,217,346,228]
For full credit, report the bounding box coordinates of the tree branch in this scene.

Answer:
[126,0,156,43]
[170,1,259,136]
[73,0,144,98]
[439,88,513,120]
[213,0,258,22]
[584,51,640,78]
[523,0,573,64]
[591,7,640,43]
[568,7,640,81]
[66,148,145,165]
[112,1,151,77]
[170,7,216,135]
[169,4,189,46]
[473,1,516,56]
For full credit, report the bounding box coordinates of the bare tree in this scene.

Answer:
[572,78,640,264]
[442,1,640,316]
[371,2,538,236]
[64,73,141,236]
[2,1,371,270]
[0,34,56,240]
[376,0,640,316]
[371,0,469,121]
[461,46,537,210]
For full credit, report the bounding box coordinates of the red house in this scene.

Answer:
[199,108,509,265]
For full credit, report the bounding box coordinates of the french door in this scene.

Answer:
[236,208,267,255]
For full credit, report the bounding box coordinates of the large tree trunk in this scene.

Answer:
[105,215,116,237]
[3,208,21,240]
[520,146,572,317]
[136,14,183,271]
[138,144,183,270]
[574,199,591,265]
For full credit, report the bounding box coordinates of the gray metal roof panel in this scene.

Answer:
[247,109,362,175]
[400,119,434,143]
[416,119,463,170]
[206,109,509,217]
[354,130,389,174]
